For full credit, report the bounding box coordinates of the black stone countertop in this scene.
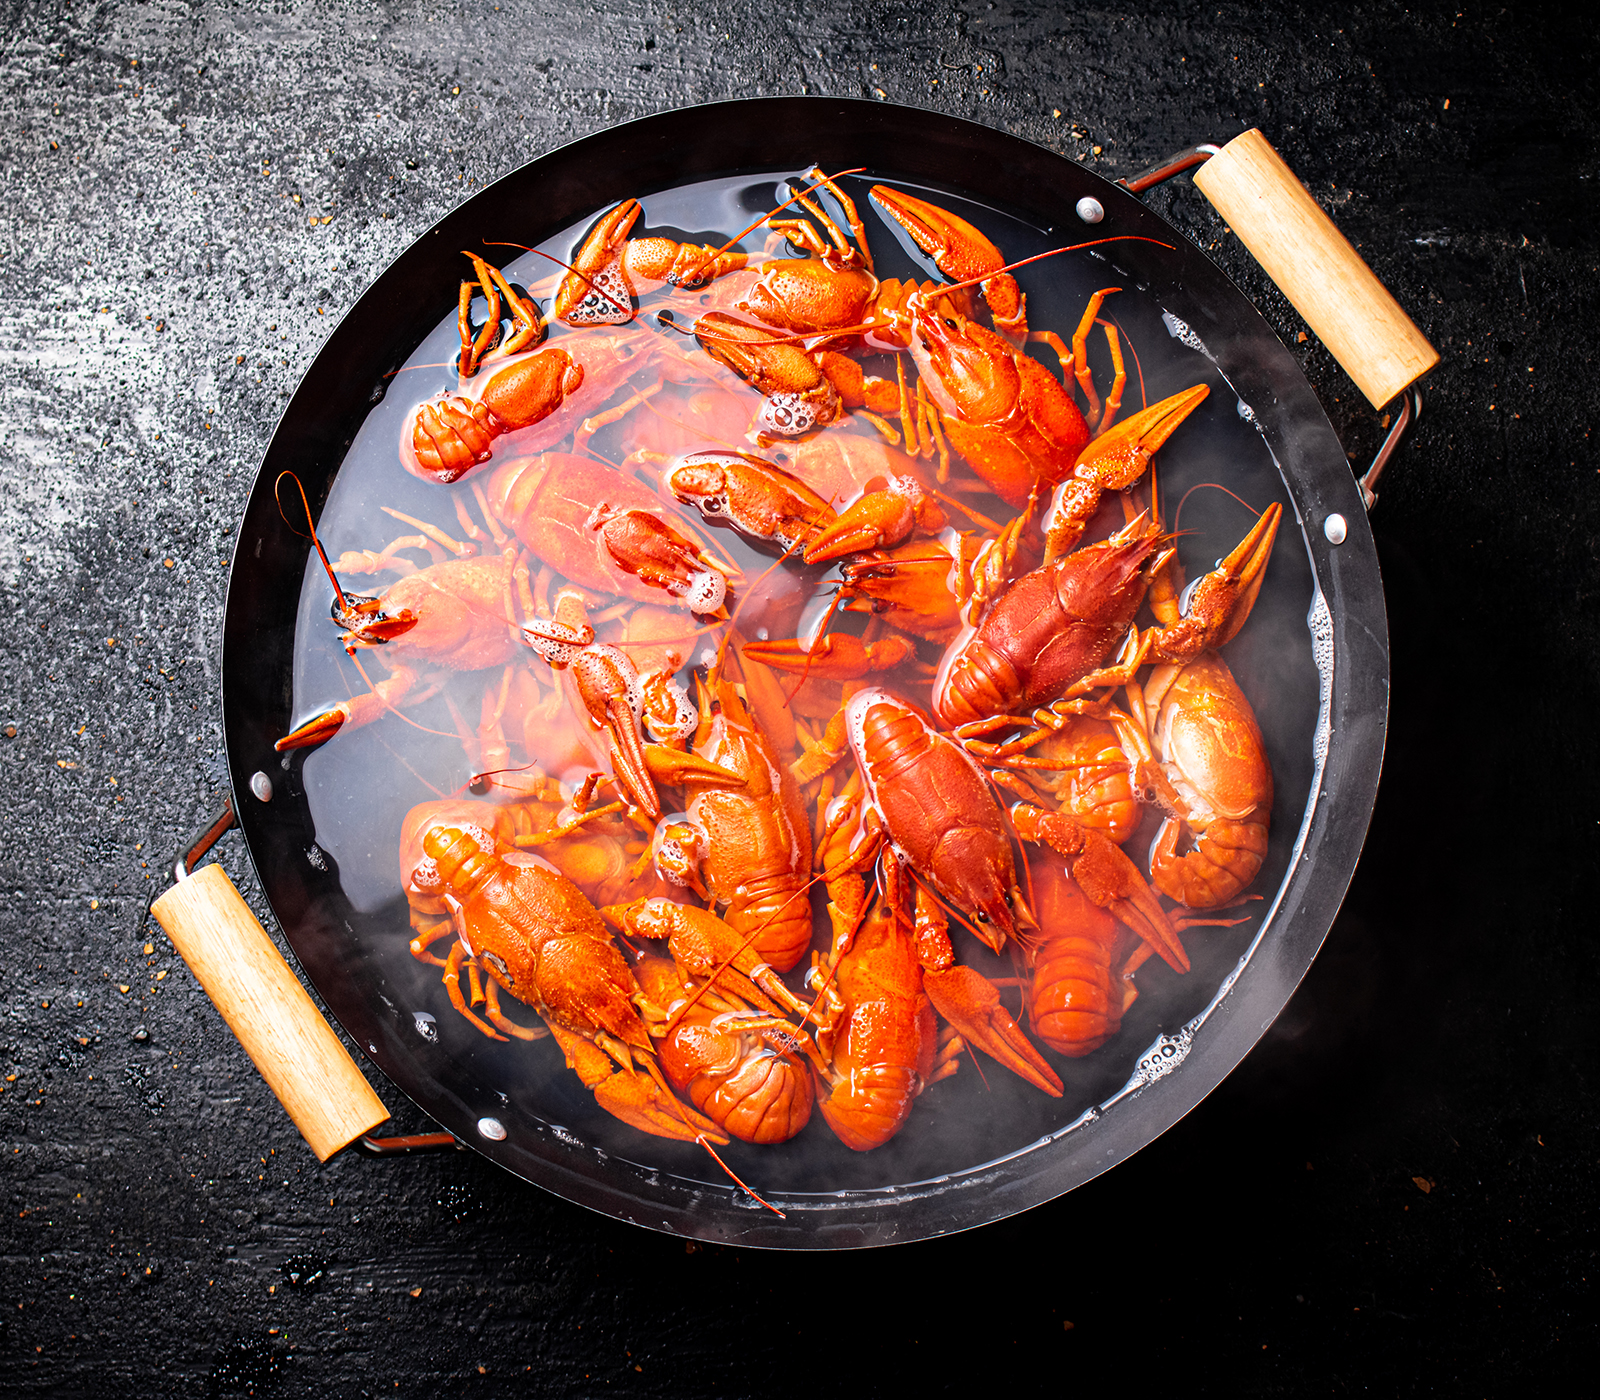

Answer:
[2,1,1596,1393]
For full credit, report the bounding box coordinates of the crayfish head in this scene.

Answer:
[335,593,419,647]
[738,257,875,334]
[907,304,1021,425]
[693,312,841,437]
[962,878,1034,955]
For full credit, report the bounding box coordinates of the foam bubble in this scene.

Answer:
[1127,1022,1198,1089]
[564,264,632,325]
[1160,309,1212,358]
[1307,585,1334,773]
[645,675,699,742]
[682,567,726,615]
[762,378,840,437]
[409,855,441,891]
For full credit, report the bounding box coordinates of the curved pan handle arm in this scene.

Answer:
[152,860,389,1162]
[1186,128,1440,409]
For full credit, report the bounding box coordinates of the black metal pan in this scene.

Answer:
[151,98,1433,1248]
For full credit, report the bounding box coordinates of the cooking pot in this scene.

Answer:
[151,98,1434,1248]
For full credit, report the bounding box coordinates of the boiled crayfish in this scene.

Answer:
[648,672,815,972]
[1115,650,1274,908]
[403,812,727,1143]
[630,952,816,1145]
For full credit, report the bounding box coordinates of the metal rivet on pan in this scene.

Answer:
[477,1116,507,1142]
[249,770,273,802]
[1075,196,1105,224]
[1323,513,1348,545]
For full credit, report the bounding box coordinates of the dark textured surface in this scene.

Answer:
[1,0,1596,1393]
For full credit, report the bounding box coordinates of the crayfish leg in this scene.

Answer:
[483,978,546,1042]
[443,944,508,1042]
[931,1025,965,1084]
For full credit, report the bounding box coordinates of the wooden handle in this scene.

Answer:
[1192,128,1439,408]
[152,864,388,1161]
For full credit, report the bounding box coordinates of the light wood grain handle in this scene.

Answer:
[152,864,388,1161]
[1192,128,1439,408]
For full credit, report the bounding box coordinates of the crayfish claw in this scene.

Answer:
[1078,383,1211,486]
[1042,384,1210,558]
[602,694,662,820]
[275,706,350,751]
[553,1021,729,1143]
[802,476,946,565]
[869,185,1025,336]
[554,199,642,325]
[921,965,1063,1096]
[741,632,915,681]
[275,665,422,750]
[592,1069,730,1144]
[641,744,747,791]
[1148,501,1284,664]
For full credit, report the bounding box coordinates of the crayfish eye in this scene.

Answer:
[973,910,990,924]
[1004,893,1014,907]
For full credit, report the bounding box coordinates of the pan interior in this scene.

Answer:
[278,164,1319,1201]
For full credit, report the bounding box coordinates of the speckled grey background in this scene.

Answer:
[2,0,1596,1393]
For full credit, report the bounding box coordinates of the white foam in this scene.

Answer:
[681,567,726,615]
[645,674,699,741]
[409,855,441,891]
[1307,586,1334,774]
[759,387,834,437]
[564,263,632,325]
[1161,309,1212,358]
[651,814,705,888]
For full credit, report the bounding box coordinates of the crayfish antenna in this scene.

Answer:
[275,470,355,617]
[696,1136,785,1218]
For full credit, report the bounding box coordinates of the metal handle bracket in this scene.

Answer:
[173,797,238,883]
